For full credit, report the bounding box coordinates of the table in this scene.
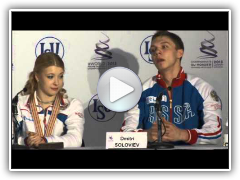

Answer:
[64,145,228,150]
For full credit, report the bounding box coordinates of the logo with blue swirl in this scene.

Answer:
[92,33,112,60]
[198,31,218,59]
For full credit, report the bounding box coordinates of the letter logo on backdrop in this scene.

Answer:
[35,37,65,58]
[140,35,154,64]
[88,94,116,122]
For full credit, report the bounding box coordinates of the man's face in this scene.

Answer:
[150,36,183,72]
[35,66,64,97]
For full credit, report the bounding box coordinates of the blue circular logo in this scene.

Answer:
[140,35,154,64]
[88,94,116,122]
[35,36,65,58]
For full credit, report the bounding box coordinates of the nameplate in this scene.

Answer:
[106,132,147,149]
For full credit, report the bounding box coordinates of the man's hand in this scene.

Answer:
[145,121,158,142]
[161,118,189,142]
[26,131,46,147]
[144,118,189,143]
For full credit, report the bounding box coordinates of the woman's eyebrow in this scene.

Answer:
[46,72,64,75]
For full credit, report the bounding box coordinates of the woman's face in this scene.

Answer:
[35,66,64,97]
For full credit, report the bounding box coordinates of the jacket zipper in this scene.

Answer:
[168,87,173,123]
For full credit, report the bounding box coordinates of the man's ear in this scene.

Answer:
[177,49,184,59]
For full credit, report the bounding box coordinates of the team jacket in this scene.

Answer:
[13,91,85,147]
[121,68,222,145]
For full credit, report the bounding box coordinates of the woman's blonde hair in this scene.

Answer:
[23,52,66,96]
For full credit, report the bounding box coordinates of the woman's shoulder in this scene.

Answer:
[60,94,83,110]
[17,93,30,106]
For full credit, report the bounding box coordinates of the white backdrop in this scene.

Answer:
[12,30,229,147]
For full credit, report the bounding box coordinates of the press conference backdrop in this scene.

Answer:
[12,31,229,147]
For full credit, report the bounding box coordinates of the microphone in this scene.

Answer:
[147,88,174,149]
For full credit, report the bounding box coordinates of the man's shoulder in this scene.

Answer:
[186,73,215,98]
[186,74,213,88]
[142,76,157,91]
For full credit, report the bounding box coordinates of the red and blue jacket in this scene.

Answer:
[121,68,222,145]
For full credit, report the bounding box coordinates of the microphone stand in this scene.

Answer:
[148,93,174,149]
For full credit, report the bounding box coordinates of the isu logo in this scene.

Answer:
[35,36,65,58]
[140,35,154,64]
[88,94,116,122]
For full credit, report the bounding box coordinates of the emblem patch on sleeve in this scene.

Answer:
[75,112,84,118]
[210,91,219,102]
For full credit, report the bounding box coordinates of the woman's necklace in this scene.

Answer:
[37,95,55,104]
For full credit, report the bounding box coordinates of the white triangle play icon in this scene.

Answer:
[110,77,134,103]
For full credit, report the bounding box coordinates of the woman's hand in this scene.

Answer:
[26,131,46,147]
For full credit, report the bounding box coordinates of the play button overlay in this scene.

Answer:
[110,77,134,103]
[97,67,142,112]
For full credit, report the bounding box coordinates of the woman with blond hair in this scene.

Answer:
[12,52,84,148]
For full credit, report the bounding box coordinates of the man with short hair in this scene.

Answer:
[121,31,222,145]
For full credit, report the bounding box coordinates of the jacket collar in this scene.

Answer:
[156,67,187,88]
[25,91,67,108]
